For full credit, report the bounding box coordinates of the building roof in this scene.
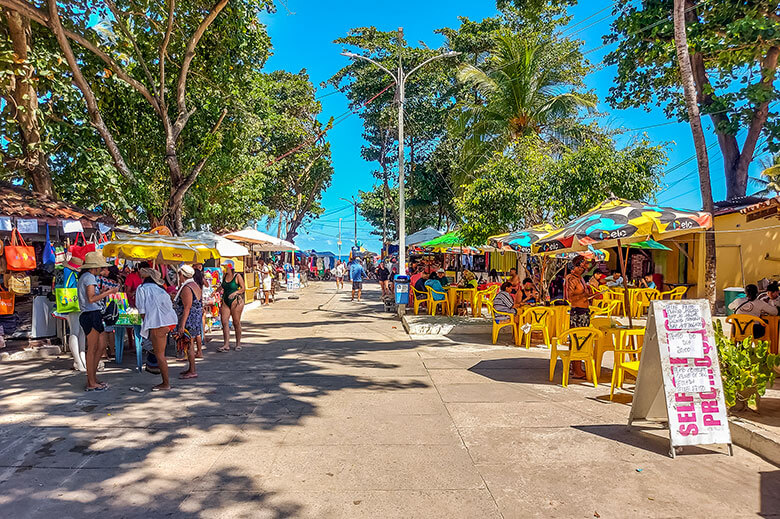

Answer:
[0,181,114,227]
[712,196,769,216]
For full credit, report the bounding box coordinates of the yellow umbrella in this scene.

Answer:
[101,233,218,264]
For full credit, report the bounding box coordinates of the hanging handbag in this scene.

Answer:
[0,288,14,315]
[54,245,66,266]
[55,271,80,313]
[6,272,31,295]
[6,229,36,271]
[42,223,56,265]
[69,232,95,262]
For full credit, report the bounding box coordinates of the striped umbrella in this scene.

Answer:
[101,233,218,264]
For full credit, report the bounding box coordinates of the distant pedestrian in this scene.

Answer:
[218,260,245,352]
[174,265,203,380]
[349,259,366,302]
[334,261,346,290]
[377,262,390,297]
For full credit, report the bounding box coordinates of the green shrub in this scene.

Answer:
[715,320,780,411]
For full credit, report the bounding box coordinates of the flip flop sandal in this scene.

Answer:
[85,385,109,392]
[179,372,198,379]
[235,346,242,351]
[216,347,230,353]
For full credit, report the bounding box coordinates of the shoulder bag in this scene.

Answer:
[6,229,36,271]
[55,271,80,313]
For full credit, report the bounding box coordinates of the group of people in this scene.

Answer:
[73,252,246,392]
[332,257,395,302]
[728,281,780,337]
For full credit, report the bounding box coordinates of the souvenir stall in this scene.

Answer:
[222,228,299,294]
[0,181,115,356]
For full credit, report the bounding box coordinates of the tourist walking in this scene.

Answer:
[349,258,366,302]
[259,258,273,305]
[377,262,390,297]
[218,260,245,352]
[334,260,346,290]
[78,252,119,391]
[136,268,178,391]
[174,265,203,379]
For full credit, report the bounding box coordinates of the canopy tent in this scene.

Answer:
[393,226,443,247]
[533,198,712,254]
[222,228,299,251]
[184,231,250,257]
[102,233,217,264]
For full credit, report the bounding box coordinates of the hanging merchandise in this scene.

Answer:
[69,232,96,262]
[6,229,36,271]
[54,245,66,267]
[6,272,31,295]
[43,224,56,265]
[0,288,14,315]
[55,271,80,313]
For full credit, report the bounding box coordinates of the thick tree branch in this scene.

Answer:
[173,0,228,135]
[159,0,175,109]
[46,0,135,182]
[182,107,228,186]
[0,0,159,112]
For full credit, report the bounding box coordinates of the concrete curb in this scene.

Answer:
[729,417,780,466]
[0,345,62,362]
[402,315,491,336]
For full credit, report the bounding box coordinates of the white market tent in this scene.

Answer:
[392,226,443,247]
[183,230,250,258]
[222,228,299,251]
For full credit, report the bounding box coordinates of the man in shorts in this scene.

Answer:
[349,259,366,302]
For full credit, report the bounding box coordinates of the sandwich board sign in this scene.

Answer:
[628,299,732,458]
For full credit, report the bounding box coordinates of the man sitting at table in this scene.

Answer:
[519,277,539,304]
[424,272,447,301]
[606,270,624,287]
[413,271,429,294]
[493,282,520,318]
[729,284,778,338]
[759,282,780,308]
[436,268,450,287]
[507,268,521,294]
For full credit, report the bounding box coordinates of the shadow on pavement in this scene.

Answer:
[0,332,427,517]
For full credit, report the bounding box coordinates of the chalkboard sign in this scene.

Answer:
[628,299,732,458]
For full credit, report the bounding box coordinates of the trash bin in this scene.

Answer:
[724,287,745,315]
[394,275,410,305]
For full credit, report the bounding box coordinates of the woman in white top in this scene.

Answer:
[259,259,273,305]
[136,268,178,391]
[333,261,345,290]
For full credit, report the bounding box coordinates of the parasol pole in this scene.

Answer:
[616,238,633,328]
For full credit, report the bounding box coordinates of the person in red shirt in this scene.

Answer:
[124,261,149,307]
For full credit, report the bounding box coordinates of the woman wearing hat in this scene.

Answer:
[78,251,119,391]
[217,259,245,352]
[174,265,203,379]
[136,267,178,390]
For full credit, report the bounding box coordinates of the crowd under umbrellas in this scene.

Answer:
[73,229,251,392]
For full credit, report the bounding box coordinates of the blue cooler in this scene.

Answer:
[394,275,410,304]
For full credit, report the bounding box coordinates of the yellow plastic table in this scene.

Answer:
[446,286,477,316]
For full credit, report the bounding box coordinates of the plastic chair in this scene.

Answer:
[412,287,430,315]
[631,288,661,317]
[474,285,499,317]
[427,287,450,316]
[605,290,625,316]
[660,286,687,300]
[610,328,645,400]
[519,306,553,349]
[486,300,517,344]
[550,304,570,338]
[589,300,619,318]
[725,314,768,341]
[549,327,604,388]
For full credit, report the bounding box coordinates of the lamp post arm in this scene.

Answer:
[405,52,461,81]
[340,52,398,83]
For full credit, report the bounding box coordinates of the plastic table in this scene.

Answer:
[114,324,143,372]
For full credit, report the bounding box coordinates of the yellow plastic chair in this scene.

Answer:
[725,314,768,341]
[474,284,499,317]
[427,286,450,316]
[589,300,619,318]
[633,288,660,317]
[549,327,604,388]
[606,290,626,316]
[412,287,431,315]
[548,304,570,338]
[610,328,645,400]
[520,306,553,349]
[486,300,517,344]
[660,286,687,300]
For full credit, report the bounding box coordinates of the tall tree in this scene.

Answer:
[672,0,716,308]
[606,0,780,200]
[0,0,274,233]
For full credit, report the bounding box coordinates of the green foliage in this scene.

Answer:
[715,320,780,411]
[456,135,667,244]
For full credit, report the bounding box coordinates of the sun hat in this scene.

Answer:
[437,268,445,273]
[65,255,84,272]
[139,267,164,287]
[82,251,109,270]
[179,264,195,279]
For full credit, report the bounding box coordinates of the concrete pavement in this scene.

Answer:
[0,281,777,518]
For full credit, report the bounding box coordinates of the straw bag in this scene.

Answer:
[0,288,14,315]
[6,272,31,295]
[6,229,36,271]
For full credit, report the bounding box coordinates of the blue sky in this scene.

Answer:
[260,1,770,254]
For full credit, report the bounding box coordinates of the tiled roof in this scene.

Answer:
[712,196,768,216]
[0,182,115,226]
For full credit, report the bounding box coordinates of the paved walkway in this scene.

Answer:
[0,282,777,518]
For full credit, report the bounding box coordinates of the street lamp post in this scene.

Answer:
[342,30,459,279]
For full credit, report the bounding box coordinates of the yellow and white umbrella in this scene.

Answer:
[101,233,218,264]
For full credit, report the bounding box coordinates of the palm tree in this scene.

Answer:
[748,153,780,196]
[453,31,596,176]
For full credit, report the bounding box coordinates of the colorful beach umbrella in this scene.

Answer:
[504,224,558,253]
[533,198,712,254]
[102,233,218,264]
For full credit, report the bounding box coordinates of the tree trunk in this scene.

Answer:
[674,0,716,309]
[3,8,53,196]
